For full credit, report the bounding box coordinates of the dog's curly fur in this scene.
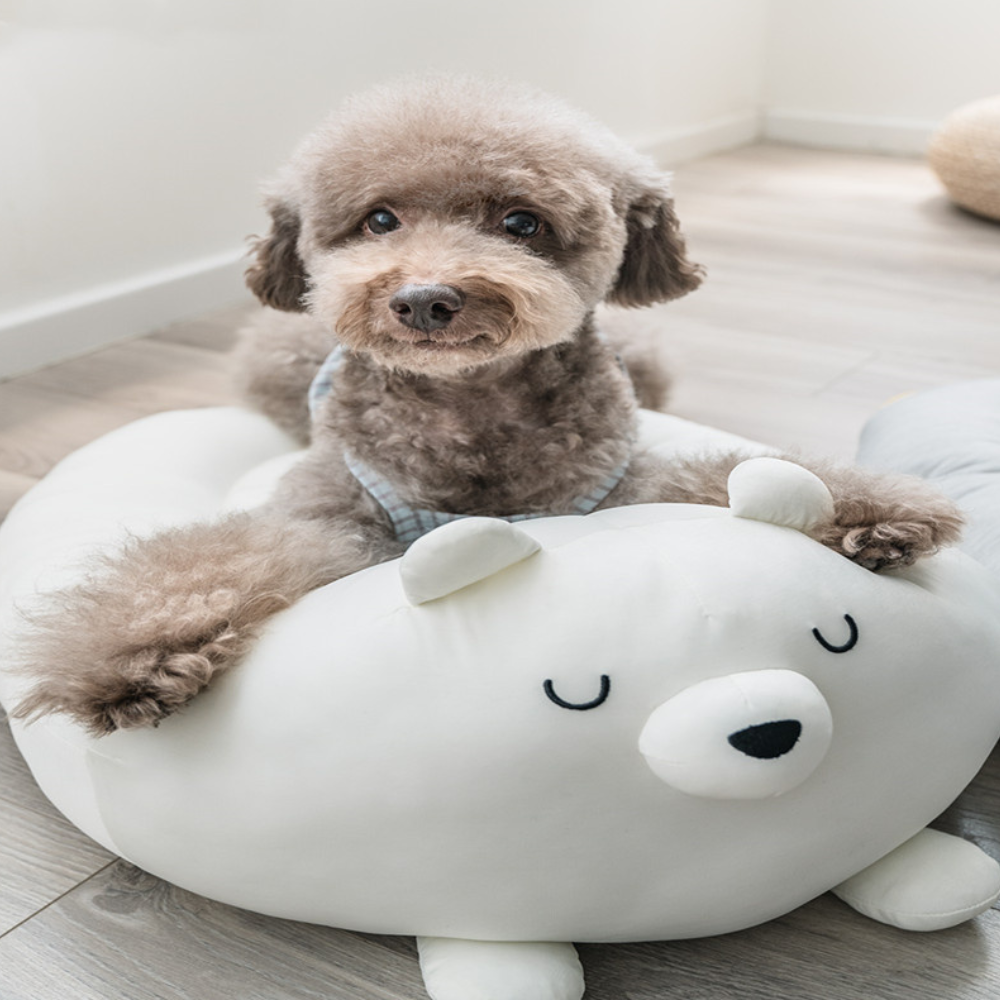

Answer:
[13,76,962,734]
[14,515,377,733]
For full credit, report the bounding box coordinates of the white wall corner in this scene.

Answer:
[763,110,938,157]
[633,110,764,167]
[0,249,251,380]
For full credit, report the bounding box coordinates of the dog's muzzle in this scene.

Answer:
[389,283,466,333]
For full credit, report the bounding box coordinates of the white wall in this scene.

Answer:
[0,0,768,376]
[2,0,998,377]
[764,0,1000,153]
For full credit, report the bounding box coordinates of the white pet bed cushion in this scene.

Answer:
[2,406,1000,993]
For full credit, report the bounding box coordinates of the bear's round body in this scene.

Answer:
[3,407,1000,946]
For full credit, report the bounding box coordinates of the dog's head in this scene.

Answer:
[246,77,703,375]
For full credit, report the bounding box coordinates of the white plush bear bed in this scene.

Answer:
[3,404,1000,1000]
[0,407,761,854]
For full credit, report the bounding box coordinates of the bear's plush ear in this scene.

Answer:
[245,198,310,312]
[606,178,705,308]
[400,518,542,605]
[728,458,835,535]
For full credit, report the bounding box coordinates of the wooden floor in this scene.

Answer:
[2,142,1000,998]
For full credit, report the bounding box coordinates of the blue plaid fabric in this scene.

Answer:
[308,341,631,545]
[308,344,345,420]
[344,451,630,546]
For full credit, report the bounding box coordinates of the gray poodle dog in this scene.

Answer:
[14,77,961,734]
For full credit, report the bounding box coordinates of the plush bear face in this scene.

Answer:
[85,462,1000,942]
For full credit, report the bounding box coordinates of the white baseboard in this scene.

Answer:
[0,113,761,380]
[0,248,251,379]
[6,105,930,380]
[763,109,937,157]
[632,110,763,167]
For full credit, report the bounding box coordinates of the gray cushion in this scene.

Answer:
[858,380,1000,576]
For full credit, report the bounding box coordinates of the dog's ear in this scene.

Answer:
[245,199,310,312]
[607,183,704,308]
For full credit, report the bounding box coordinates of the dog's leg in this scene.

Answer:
[614,340,671,412]
[617,450,964,570]
[232,310,335,444]
[596,305,671,412]
[13,512,381,734]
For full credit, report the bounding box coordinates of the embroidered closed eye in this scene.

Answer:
[812,614,859,653]
[543,675,611,711]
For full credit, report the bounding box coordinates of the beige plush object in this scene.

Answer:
[927,95,1000,222]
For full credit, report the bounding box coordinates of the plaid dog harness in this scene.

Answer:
[308,344,630,545]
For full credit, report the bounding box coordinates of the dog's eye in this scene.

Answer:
[502,211,542,238]
[366,210,401,235]
[812,614,859,653]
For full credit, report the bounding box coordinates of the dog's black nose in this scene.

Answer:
[389,284,465,333]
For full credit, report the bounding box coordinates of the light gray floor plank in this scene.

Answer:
[0,723,114,936]
[18,338,240,413]
[655,143,1000,458]
[0,339,240,486]
[580,900,1000,1000]
[2,141,1000,997]
[0,861,425,1000]
[0,382,150,480]
[145,299,256,353]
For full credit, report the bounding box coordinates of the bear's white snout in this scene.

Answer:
[638,669,833,799]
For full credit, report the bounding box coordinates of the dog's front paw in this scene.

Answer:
[15,586,257,735]
[820,502,964,571]
[12,513,346,735]
[805,464,965,572]
[84,599,243,734]
[824,522,930,571]
[60,650,217,734]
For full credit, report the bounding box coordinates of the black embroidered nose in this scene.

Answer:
[728,720,803,760]
[389,283,465,333]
